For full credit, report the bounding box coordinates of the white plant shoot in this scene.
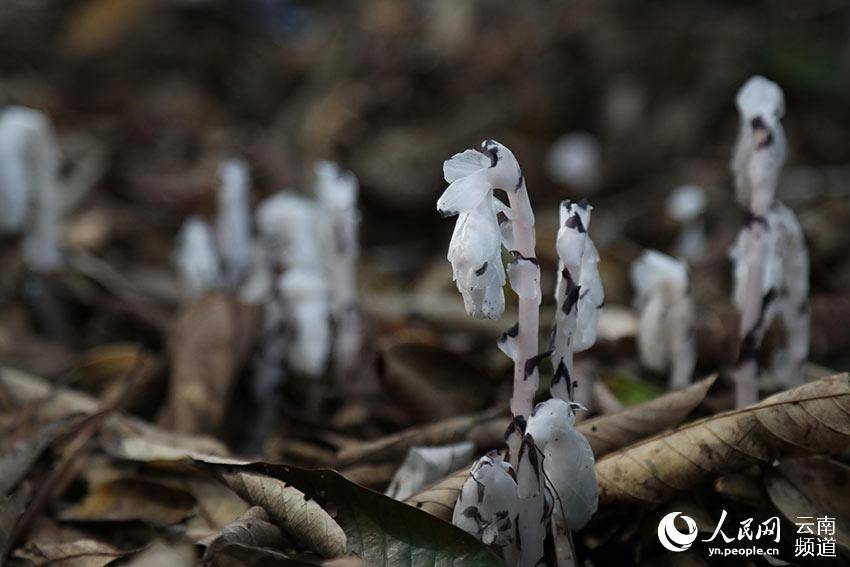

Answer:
[551,199,604,406]
[666,184,707,262]
[630,250,696,389]
[0,106,63,272]
[315,161,362,380]
[216,158,252,288]
[174,216,222,299]
[729,75,787,407]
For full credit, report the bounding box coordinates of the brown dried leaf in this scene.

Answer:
[13,538,130,567]
[201,506,286,561]
[581,374,717,458]
[0,417,70,495]
[597,373,850,505]
[216,469,346,559]
[0,485,30,563]
[765,457,850,551]
[59,478,196,525]
[63,0,160,57]
[161,294,258,434]
[68,343,163,410]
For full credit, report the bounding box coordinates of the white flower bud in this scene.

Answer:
[174,216,221,298]
[277,270,330,377]
[631,250,696,389]
[453,452,519,548]
[666,184,707,262]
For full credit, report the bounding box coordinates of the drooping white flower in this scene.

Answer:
[256,191,322,270]
[315,161,362,377]
[216,158,252,287]
[437,146,511,319]
[666,184,707,262]
[631,250,696,389]
[0,106,63,271]
[386,441,475,501]
[174,216,222,298]
[545,132,602,193]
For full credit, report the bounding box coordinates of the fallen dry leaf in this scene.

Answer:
[126,540,196,566]
[59,478,197,525]
[214,469,346,559]
[765,457,850,551]
[0,417,70,496]
[1,485,30,564]
[13,538,131,567]
[161,293,257,434]
[201,506,287,561]
[581,374,717,458]
[597,373,850,505]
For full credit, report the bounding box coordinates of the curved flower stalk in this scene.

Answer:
[174,216,222,298]
[0,106,63,272]
[256,191,330,377]
[551,200,604,406]
[729,76,787,407]
[315,161,362,381]
[216,158,253,288]
[666,184,707,262]
[437,139,541,421]
[630,250,696,389]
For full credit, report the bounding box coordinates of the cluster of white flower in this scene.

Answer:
[440,140,599,567]
[174,159,362,382]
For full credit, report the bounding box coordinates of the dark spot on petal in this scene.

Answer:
[475,262,488,276]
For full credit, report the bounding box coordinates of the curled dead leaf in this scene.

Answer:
[13,538,132,567]
[214,469,346,559]
[201,506,287,561]
[597,373,850,505]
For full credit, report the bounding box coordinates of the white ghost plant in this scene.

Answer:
[0,106,63,272]
[630,250,696,389]
[216,158,253,288]
[315,161,362,380]
[386,441,475,501]
[728,76,789,407]
[441,141,598,567]
[173,216,222,299]
[666,184,707,262]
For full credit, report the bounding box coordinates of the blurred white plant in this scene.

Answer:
[256,191,329,377]
[216,158,252,287]
[630,250,696,389]
[666,184,707,262]
[174,216,222,298]
[545,132,602,193]
[386,441,474,501]
[729,75,788,407]
[551,200,604,408]
[730,202,809,390]
[0,106,63,272]
[315,161,362,380]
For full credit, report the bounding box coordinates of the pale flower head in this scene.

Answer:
[174,216,221,298]
[437,140,522,319]
[545,132,601,192]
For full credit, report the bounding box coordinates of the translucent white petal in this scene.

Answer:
[437,170,492,216]
[543,427,598,531]
[443,149,489,183]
